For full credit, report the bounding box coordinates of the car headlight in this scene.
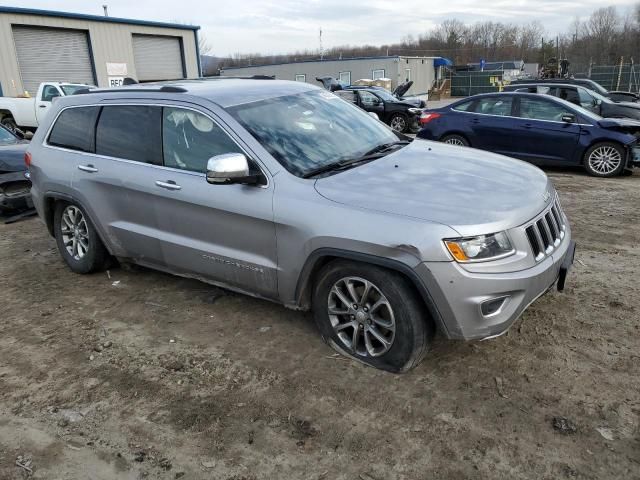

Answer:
[408,107,423,115]
[444,232,514,262]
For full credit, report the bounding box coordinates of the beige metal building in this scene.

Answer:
[0,6,201,97]
[221,56,443,95]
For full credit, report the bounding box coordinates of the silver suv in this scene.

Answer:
[27,79,576,372]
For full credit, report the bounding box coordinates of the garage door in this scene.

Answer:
[132,35,185,82]
[12,26,95,96]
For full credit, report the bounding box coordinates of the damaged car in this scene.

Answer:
[0,124,31,212]
[419,92,640,177]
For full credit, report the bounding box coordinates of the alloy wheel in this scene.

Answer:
[390,116,406,132]
[60,206,90,260]
[444,138,465,146]
[588,146,622,175]
[327,276,396,357]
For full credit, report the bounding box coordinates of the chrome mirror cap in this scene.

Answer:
[206,153,250,184]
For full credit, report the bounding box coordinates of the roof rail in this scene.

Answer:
[73,85,188,95]
[198,75,275,80]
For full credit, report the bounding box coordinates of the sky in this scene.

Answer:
[12,0,640,56]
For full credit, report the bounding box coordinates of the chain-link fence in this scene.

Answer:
[449,70,505,97]
[589,64,640,92]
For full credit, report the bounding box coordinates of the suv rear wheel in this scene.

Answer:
[312,260,433,372]
[54,202,108,273]
[583,142,625,177]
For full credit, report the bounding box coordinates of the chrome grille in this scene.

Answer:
[525,199,566,261]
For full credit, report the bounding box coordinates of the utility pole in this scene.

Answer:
[102,5,109,16]
[319,28,324,61]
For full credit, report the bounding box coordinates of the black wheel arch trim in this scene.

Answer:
[295,248,449,337]
[43,191,114,255]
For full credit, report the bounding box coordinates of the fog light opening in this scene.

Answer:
[481,296,509,317]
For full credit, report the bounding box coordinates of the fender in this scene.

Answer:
[294,247,449,336]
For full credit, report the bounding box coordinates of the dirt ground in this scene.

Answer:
[0,168,639,480]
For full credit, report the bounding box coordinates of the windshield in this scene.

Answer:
[60,85,93,95]
[372,89,399,102]
[583,79,608,95]
[227,90,398,177]
[0,126,17,144]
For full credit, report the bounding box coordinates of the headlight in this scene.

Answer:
[408,107,423,115]
[444,232,514,262]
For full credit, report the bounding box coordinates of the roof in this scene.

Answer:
[67,78,319,108]
[0,6,200,30]
[221,55,443,71]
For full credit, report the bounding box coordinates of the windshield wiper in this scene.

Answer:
[302,141,410,179]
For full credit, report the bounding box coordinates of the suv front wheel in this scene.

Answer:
[312,260,433,372]
[54,202,109,274]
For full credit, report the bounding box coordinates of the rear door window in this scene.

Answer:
[162,107,243,173]
[474,97,513,116]
[452,99,474,111]
[95,106,162,164]
[48,106,100,152]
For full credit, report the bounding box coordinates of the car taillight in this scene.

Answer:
[419,112,441,124]
[24,151,32,167]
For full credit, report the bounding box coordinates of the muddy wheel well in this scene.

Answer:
[43,196,65,237]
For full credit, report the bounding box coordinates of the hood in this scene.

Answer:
[598,117,640,135]
[0,142,29,173]
[397,97,424,108]
[614,101,640,111]
[314,140,552,236]
[393,81,413,98]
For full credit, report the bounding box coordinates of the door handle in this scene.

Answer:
[470,118,480,124]
[38,104,47,108]
[155,180,181,191]
[78,164,98,173]
[522,123,533,129]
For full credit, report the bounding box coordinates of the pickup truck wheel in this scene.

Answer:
[584,142,625,177]
[312,260,433,372]
[54,202,108,274]
[1,116,18,133]
[389,114,408,133]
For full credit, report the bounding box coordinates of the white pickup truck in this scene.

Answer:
[0,82,94,132]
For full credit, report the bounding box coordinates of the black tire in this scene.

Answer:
[1,116,18,133]
[583,142,626,177]
[389,113,408,133]
[312,260,434,372]
[54,202,109,274]
[440,134,470,147]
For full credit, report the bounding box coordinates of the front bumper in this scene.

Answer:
[416,225,574,340]
[0,171,32,211]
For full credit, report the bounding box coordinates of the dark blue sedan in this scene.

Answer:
[417,92,640,177]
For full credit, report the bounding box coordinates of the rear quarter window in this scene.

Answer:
[48,106,100,152]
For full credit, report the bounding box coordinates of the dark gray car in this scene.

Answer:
[26,79,575,372]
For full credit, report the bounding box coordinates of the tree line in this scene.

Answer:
[214,4,640,75]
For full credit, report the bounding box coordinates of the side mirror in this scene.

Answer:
[561,114,576,124]
[206,153,261,185]
[595,99,602,106]
[368,112,379,120]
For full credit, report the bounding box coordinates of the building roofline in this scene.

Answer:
[0,6,200,31]
[221,55,445,71]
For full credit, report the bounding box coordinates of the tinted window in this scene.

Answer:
[96,106,162,164]
[556,88,580,105]
[519,98,572,122]
[475,97,513,116]
[48,106,100,152]
[452,100,473,111]
[41,85,61,102]
[163,107,243,173]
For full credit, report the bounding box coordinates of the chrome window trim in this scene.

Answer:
[42,102,271,189]
[449,104,594,127]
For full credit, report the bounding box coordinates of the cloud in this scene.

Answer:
[15,0,640,55]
